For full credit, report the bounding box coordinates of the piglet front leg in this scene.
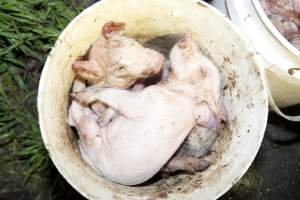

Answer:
[71,85,139,118]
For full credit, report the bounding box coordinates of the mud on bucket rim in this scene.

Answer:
[37,0,268,199]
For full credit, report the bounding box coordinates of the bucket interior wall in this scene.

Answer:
[38,0,268,199]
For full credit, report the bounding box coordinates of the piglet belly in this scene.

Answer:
[97,112,195,185]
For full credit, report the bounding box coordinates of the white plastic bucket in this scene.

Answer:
[226,0,300,121]
[38,0,268,199]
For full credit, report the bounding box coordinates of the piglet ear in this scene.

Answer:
[102,21,125,39]
[218,102,227,123]
[72,60,104,85]
[177,33,192,49]
[204,112,218,131]
[204,102,227,131]
[195,103,218,131]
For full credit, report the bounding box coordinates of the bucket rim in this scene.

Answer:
[251,0,300,58]
[37,0,269,199]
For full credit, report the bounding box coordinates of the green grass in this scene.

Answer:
[0,0,88,199]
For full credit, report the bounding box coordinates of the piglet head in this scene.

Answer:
[169,33,204,80]
[73,21,164,88]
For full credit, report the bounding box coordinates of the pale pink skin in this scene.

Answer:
[69,34,223,185]
[68,79,101,151]
[261,0,300,49]
[262,0,300,16]
[72,22,164,88]
[72,22,164,121]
